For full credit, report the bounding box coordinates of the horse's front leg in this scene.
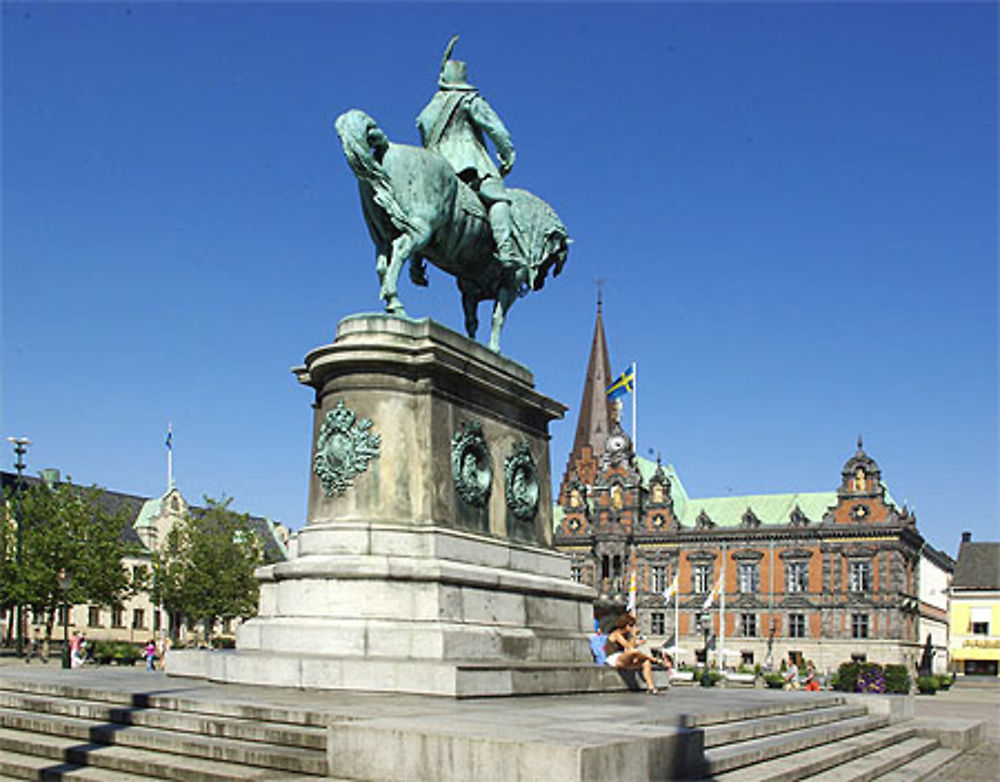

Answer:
[375,248,389,291]
[489,283,517,353]
[382,222,432,316]
[459,282,479,339]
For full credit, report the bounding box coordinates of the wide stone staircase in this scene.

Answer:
[691,695,965,781]
[0,676,983,781]
[0,679,330,780]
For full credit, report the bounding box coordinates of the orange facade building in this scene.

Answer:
[553,303,953,674]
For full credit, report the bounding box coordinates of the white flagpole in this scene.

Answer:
[632,361,637,452]
[166,422,173,493]
[674,574,679,651]
[719,542,727,670]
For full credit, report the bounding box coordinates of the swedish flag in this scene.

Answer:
[605,367,635,400]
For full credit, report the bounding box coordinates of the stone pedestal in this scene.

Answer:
[169,315,622,696]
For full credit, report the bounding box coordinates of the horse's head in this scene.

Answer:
[529,228,570,292]
[505,188,570,295]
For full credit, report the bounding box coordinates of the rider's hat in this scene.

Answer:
[438,35,476,90]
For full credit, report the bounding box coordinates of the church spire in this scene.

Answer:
[570,295,615,462]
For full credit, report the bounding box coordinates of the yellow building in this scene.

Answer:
[949,532,1000,677]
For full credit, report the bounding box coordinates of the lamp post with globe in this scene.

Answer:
[57,568,72,669]
[7,436,30,657]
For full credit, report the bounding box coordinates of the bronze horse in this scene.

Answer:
[335,109,569,353]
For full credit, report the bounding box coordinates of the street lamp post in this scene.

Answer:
[57,568,72,669]
[698,610,713,686]
[7,437,30,657]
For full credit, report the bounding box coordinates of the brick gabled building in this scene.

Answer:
[553,305,953,674]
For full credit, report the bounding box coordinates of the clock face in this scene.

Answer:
[607,433,627,452]
[852,504,868,520]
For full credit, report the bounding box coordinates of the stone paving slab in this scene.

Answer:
[0,664,843,728]
[0,663,993,781]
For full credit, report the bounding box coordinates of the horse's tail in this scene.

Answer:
[334,109,418,234]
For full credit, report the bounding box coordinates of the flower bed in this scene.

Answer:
[833,662,910,695]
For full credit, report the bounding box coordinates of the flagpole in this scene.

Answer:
[674,573,679,651]
[166,423,173,493]
[632,361,637,452]
[719,542,726,671]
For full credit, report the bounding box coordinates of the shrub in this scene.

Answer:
[211,637,236,649]
[91,640,141,666]
[884,664,910,694]
[834,662,860,692]
[936,674,953,690]
[764,672,785,689]
[917,676,939,695]
[700,669,723,687]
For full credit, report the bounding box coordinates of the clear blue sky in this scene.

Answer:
[3,3,996,557]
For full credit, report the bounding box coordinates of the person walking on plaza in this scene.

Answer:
[24,627,47,664]
[784,655,801,690]
[143,640,157,672]
[69,631,83,669]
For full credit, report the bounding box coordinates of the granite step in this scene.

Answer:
[0,709,325,776]
[0,727,323,781]
[872,746,963,781]
[682,695,847,728]
[803,736,939,781]
[702,704,869,748]
[0,690,326,750]
[0,746,153,781]
[0,682,327,728]
[705,714,894,776]
[709,723,916,781]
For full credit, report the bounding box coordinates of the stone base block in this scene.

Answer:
[242,523,595,666]
[325,715,703,780]
[167,650,632,698]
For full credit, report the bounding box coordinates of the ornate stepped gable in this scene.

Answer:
[827,436,915,526]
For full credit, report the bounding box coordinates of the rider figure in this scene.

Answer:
[415,37,518,284]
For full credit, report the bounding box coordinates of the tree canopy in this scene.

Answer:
[152,496,264,638]
[0,478,138,639]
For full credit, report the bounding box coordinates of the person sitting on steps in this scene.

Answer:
[605,613,660,694]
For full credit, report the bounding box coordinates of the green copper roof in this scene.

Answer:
[678,491,836,527]
[132,497,163,531]
[635,455,835,527]
[553,454,900,531]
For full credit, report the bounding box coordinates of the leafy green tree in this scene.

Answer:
[0,498,19,640]
[14,479,137,647]
[152,497,263,641]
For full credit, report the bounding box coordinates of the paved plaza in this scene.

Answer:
[0,653,996,780]
[913,679,1000,781]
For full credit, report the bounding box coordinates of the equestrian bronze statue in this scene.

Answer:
[334,38,569,353]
